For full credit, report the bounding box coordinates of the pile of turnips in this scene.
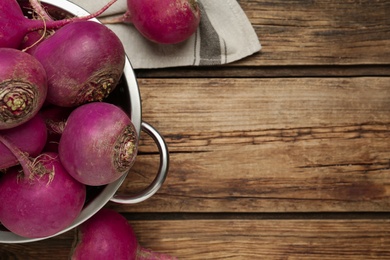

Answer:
[0,0,185,257]
[0,0,137,239]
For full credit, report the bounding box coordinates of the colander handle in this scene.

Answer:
[109,121,169,204]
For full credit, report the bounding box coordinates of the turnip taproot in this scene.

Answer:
[32,21,125,107]
[0,0,118,49]
[28,0,54,21]
[0,113,47,170]
[0,48,47,130]
[104,0,200,44]
[59,102,138,186]
[0,150,86,238]
[70,208,177,260]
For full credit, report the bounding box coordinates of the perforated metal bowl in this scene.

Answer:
[0,0,169,243]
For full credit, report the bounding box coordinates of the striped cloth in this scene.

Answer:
[70,0,261,69]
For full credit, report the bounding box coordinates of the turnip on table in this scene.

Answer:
[103,0,201,44]
[70,208,177,260]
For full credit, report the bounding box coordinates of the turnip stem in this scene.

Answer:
[21,12,47,52]
[29,0,52,21]
[28,0,118,31]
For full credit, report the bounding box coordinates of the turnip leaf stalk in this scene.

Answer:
[29,0,52,21]
[0,0,117,49]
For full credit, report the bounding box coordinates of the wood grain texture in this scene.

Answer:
[2,219,390,259]
[236,0,390,66]
[108,77,390,213]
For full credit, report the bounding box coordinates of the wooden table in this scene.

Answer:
[2,0,390,259]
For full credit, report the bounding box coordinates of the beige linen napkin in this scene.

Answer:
[69,0,261,69]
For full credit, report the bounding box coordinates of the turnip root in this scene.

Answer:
[0,48,47,130]
[104,0,200,44]
[28,0,53,21]
[70,208,177,260]
[0,150,86,238]
[32,21,125,107]
[0,0,118,49]
[59,102,138,186]
[0,113,47,170]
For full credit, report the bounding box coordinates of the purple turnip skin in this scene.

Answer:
[0,0,118,49]
[0,48,47,130]
[0,113,47,170]
[0,152,86,238]
[126,0,201,44]
[32,21,126,107]
[70,208,138,260]
[70,208,177,260]
[59,102,138,186]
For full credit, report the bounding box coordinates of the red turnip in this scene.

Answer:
[31,21,126,107]
[59,102,138,186]
[0,48,47,130]
[0,0,117,49]
[70,208,177,260]
[0,113,47,170]
[0,149,86,238]
[126,0,201,44]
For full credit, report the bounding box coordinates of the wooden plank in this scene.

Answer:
[2,218,390,259]
[235,0,390,66]
[135,65,390,78]
[109,77,390,213]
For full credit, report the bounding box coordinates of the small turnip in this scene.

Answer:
[104,0,201,44]
[59,102,138,186]
[0,48,47,130]
[32,21,125,107]
[128,0,200,44]
[70,208,177,260]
